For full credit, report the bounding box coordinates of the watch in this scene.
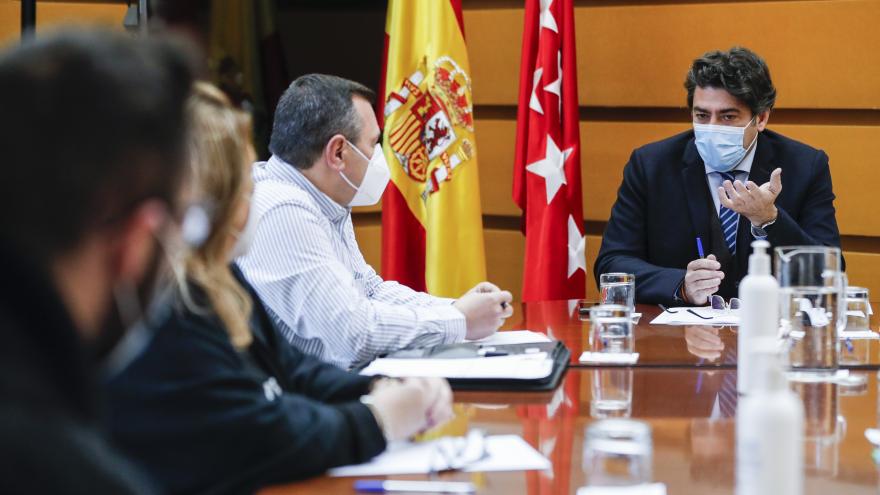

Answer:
[751,217,776,238]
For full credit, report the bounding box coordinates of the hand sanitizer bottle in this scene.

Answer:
[736,340,804,495]
[738,239,779,394]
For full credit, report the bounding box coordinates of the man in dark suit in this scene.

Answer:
[595,47,841,305]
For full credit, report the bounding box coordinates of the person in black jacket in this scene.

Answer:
[595,47,841,305]
[0,30,195,494]
[105,83,454,494]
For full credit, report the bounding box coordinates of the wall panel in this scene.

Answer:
[464,1,880,109]
[0,1,126,45]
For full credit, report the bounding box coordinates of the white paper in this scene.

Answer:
[579,352,640,365]
[631,313,643,324]
[846,310,867,318]
[468,330,552,345]
[360,353,553,380]
[649,308,740,326]
[839,330,879,340]
[329,434,551,477]
[577,483,667,495]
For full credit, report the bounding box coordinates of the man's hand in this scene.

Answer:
[365,377,453,442]
[683,254,724,306]
[718,167,782,226]
[453,289,514,340]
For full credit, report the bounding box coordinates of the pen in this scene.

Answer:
[354,480,476,493]
[696,237,705,259]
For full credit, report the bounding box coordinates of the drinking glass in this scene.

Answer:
[600,273,636,310]
[589,305,634,354]
[583,419,652,486]
[845,286,871,331]
[775,246,844,378]
[590,368,633,418]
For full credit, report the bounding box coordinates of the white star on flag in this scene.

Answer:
[529,67,544,114]
[540,0,558,33]
[525,135,573,204]
[567,214,586,277]
[544,51,561,98]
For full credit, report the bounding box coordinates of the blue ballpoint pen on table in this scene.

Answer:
[354,480,476,493]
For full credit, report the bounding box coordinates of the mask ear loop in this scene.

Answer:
[339,139,371,191]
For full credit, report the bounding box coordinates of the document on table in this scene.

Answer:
[359,352,554,380]
[467,330,552,345]
[329,434,550,477]
[649,308,740,326]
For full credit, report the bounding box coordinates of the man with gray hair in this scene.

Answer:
[238,74,513,369]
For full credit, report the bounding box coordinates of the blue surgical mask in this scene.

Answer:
[693,116,758,172]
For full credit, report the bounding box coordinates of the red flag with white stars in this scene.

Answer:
[513,0,585,302]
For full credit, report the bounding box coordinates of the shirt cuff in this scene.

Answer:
[433,304,467,343]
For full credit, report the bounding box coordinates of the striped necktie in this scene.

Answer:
[717,171,740,256]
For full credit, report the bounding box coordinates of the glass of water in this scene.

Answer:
[845,286,871,331]
[775,246,844,378]
[600,273,636,310]
[589,305,634,354]
[591,368,633,418]
[583,419,652,486]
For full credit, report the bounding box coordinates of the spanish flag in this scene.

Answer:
[379,0,486,297]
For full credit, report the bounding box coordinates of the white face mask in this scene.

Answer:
[230,198,258,260]
[339,140,391,207]
[693,116,758,172]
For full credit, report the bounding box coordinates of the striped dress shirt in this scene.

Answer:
[237,156,467,369]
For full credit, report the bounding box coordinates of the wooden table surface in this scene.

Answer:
[264,367,880,495]
[262,300,880,494]
[504,300,880,369]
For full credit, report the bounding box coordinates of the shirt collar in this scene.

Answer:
[704,141,758,178]
[265,155,350,223]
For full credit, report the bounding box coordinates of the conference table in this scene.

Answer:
[263,301,880,495]
[510,300,880,369]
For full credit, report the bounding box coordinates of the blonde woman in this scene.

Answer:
[105,83,452,494]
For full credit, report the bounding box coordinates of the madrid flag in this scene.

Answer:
[379,0,486,297]
[513,0,585,302]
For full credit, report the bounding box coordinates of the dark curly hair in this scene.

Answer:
[684,47,776,115]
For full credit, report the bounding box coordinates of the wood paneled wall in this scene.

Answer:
[354,0,880,302]
[0,1,127,45]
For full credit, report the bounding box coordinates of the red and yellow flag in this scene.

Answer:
[379,0,486,297]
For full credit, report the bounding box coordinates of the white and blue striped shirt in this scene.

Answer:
[237,156,466,369]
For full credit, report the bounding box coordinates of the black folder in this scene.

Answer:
[361,340,570,392]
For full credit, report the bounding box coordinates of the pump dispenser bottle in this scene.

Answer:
[737,240,779,394]
[736,340,804,495]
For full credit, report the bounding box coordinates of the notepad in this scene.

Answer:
[360,352,554,380]
[649,308,740,326]
[329,434,551,477]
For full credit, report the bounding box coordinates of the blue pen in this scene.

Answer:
[696,237,705,258]
[354,480,476,493]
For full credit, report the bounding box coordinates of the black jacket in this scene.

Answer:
[0,241,154,494]
[595,129,842,305]
[105,265,386,494]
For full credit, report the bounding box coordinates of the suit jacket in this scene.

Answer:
[106,266,386,495]
[595,129,842,305]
